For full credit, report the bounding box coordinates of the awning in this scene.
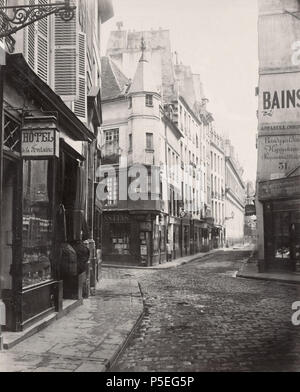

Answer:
[6,53,95,143]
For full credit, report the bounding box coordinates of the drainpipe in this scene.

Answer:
[0,52,6,350]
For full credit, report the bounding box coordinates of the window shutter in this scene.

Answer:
[37,0,49,83]
[53,0,79,101]
[23,0,37,71]
[23,0,49,83]
[73,31,87,123]
[0,0,6,46]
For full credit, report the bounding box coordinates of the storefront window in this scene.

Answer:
[22,160,53,288]
[110,224,130,255]
[274,212,291,260]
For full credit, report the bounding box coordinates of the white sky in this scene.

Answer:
[102,0,259,183]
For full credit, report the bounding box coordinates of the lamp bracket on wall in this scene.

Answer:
[0,0,76,39]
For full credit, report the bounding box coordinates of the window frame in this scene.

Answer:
[145,94,154,108]
[146,132,154,151]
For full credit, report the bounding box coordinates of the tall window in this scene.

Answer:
[106,175,118,206]
[146,94,153,107]
[129,134,133,151]
[105,129,119,144]
[129,96,132,109]
[146,133,154,150]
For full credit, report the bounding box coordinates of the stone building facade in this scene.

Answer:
[257,0,300,272]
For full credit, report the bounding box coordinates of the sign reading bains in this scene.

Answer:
[22,129,60,158]
[259,73,300,128]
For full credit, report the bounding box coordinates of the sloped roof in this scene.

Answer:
[128,52,160,95]
[101,56,129,101]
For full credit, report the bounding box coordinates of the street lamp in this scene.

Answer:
[0,0,76,39]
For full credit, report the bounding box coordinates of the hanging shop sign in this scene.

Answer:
[245,204,256,217]
[22,129,60,158]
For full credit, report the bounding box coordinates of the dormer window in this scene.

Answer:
[146,94,153,107]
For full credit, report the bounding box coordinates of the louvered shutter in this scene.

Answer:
[23,0,37,70]
[36,0,49,83]
[0,0,6,47]
[23,0,49,83]
[53,0,79,101]
[73,32,87,123]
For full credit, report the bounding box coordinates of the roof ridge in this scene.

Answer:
[108,56,129,94]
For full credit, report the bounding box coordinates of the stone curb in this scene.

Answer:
[104,282,145,372]
[102,249,225,271]
[236,251,300,286]
[237,272,300,286]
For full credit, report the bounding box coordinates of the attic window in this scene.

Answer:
[146,94,153,107]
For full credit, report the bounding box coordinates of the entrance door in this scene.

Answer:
[264,200,300,271]
[1,158,17,291]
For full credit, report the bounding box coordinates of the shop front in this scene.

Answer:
[191,220,205,255]
[258,175,300,272]
[0,53,95,332]
[181,217,191,257]
[102,211,166,266]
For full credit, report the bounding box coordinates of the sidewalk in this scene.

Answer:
[0,269,144,373]
[237,258,300,286]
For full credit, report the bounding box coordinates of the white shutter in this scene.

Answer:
[23,0,37,70]
[53,0,79,101]
[37,0,49,83]
[23,0,49,84]
[73,31,87,123]
[0,0,6,47]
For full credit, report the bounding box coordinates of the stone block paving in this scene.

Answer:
[112,250,300,372]
[0,269,143,373]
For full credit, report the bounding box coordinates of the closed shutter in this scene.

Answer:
[0,0,6,46]
[53,0,79,101]
[23,0,37,70]
[73,31,87,123]
[37,0,49,83]
[23,0,49,83]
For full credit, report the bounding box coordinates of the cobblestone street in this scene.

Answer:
[112,250,300,372]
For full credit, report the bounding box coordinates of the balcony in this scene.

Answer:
[101,141,120,165]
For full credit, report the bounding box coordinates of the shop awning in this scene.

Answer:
[6,53,95,143]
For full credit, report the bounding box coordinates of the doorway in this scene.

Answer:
[1,158,17,291]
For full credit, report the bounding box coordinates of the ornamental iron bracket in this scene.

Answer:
[0,0,76,39]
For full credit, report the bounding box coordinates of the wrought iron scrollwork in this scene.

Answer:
[0,1,76,39]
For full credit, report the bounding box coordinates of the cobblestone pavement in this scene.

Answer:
[112,250,300,372]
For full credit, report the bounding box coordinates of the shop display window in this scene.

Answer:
[274,212,291,260]
[110,224,130,255]
[22,160,53,288]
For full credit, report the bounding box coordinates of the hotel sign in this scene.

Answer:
[22,129,59,158]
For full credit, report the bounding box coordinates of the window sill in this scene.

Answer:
[145,149,155,153]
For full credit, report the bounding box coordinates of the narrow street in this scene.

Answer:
[112,250,300,372]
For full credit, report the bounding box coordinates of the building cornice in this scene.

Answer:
[178,95,203,128]
[226,157,245,189]
[128,114,160,121]
[226,188,245,212]
[162,113,184,140]
[211,140,225,156]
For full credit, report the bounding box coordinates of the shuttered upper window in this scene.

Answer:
[73,31,87,123]
[0,0,6,46]
[24,0,49,84]
[53,0,78,101]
